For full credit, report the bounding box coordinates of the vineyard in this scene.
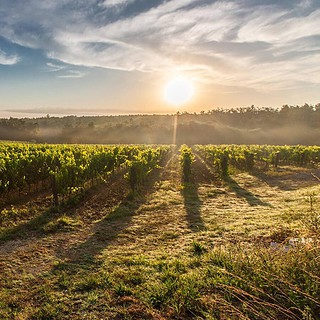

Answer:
[0,142,320,320]
[0,143,169,207]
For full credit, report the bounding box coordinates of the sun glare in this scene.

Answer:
[164,76,194,106]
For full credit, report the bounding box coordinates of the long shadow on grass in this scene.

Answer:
[0,207,62,244]
[224,176,271,207]
[182,182,205,232]
[0,170,128,246]
[250,168,312,191]
[59,195,141,265]
[0,179,122,246]
[58,153,171,266]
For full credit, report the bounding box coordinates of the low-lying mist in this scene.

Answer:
[1,104,319,145]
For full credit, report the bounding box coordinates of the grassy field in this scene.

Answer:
[0,148,319,319]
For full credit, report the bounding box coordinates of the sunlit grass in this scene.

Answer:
[0,148,320,319]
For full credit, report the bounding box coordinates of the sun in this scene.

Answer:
[164,76,194,106]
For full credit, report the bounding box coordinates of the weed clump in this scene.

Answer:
[191,241,207,256]
[42,215,82,233]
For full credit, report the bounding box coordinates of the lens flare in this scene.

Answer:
[164,76,194,106]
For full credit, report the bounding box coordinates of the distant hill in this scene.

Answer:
[1,104,320,145]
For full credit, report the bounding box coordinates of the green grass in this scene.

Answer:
[3,242,315,319]
[42,215,83,234]
[0,156,320,319]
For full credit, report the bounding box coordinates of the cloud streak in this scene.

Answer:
[0,49,20,65]
[101,0,135,8]
[58,70,86,78]
[0,0,320,91]
[46,62,65,72]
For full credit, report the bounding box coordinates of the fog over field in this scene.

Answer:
[1,104,319,145]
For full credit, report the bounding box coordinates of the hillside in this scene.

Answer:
[1,104,320,144]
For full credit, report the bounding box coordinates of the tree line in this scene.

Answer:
[1,104,319,144]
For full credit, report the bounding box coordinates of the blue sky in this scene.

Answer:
[0,0,319,116]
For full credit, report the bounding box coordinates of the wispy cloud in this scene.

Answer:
[0,49,20,65]
[0,0,319,91]
[58,70,86,78]
[46,62,65,72]
[101,0,135,8]
[45,62,86,79]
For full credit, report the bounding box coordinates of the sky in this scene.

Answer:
[0,0,319,116]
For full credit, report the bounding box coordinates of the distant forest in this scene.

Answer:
[1,104,320,145]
